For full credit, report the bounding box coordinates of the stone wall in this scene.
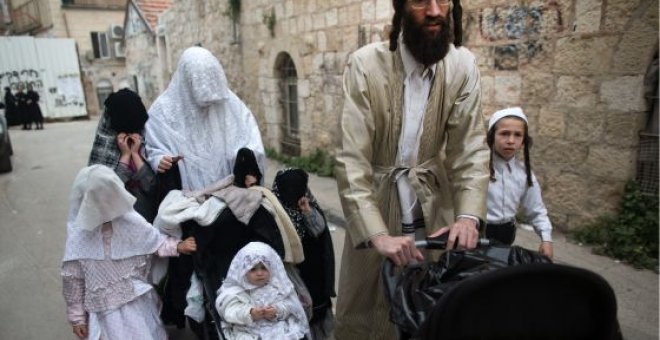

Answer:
[125,34,160,109]
[159,0,393,153]
[463,0,658,228]
[153,0,658,230]
[81,62,128,116]
[125,4,160,109]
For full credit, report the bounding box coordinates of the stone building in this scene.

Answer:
[123,0,172,109]
[464,0,658,228]
[128,0,658,230]
[5,0,131,116]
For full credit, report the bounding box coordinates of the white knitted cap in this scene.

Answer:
[488,107,528,131]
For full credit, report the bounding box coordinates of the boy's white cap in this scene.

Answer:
[488,107,528,131]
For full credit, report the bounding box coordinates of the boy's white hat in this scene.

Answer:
[488,107,528,131]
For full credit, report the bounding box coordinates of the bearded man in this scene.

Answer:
[334,0,490,338]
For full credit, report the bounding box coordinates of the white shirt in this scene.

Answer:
[395,41,478,227]
[396,41,436,224]
[487,154,553,242]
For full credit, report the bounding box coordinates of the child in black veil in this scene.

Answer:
[232,147,263,188]
[88,88,158,222]
[272,168,336,339]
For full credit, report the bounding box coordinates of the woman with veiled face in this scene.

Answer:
[145,46,266,192]
[88,89,157,222]
[145,47,266,338]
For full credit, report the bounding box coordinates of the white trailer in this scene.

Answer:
[0,36,87,119]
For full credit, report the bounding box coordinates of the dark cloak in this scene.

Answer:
[273,168,336,324]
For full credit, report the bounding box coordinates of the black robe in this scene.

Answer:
[25,90,43,123]
[297,212,336,323]
[157,165,285,339]
[3,91,20,126]
[15,91,28,125]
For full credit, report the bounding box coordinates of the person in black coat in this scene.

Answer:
[3,87,20,126]
[25,84,44,130]
[158,148,285,340]
[273,168,336,339]
[15,85,29,130]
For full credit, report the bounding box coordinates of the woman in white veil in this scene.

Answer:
[145,46,265,191]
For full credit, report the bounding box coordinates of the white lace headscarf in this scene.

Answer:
[217,242,308,339]
[145,46,265,191]
[62,165,165,261]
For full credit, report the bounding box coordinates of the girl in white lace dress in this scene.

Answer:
[215,242,309,340]
[61,165,196,340]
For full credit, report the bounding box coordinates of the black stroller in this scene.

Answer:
[382,235,623,340]
[158,190,286,340]
[185,205,286,340]
[157,156,295,340]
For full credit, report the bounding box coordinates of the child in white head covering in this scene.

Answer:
[486,107,553,259]
[61,165,196,340]
[215,242,309,340]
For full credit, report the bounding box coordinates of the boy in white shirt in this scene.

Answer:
[486,107,553,259]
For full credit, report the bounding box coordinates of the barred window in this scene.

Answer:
[276,53,300,156]
[637,132,658,195]
[637,52,658,196]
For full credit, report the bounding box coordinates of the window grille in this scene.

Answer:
[637,132,659,196]
[637,54,658,196]
[277,54,300,156]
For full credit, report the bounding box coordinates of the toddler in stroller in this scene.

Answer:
[383,235,622,340]
[215,242,309,339]
[154,148,308,339]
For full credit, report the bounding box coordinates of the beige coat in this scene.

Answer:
[334,42,490,339]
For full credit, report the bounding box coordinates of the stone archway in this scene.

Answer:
[257,41,305,155]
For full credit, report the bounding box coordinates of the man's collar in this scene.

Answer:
[400,36,437,78]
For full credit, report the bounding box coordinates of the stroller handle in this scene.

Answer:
[415,235,490,250]
[382,234,491,310]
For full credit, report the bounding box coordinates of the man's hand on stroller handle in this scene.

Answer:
[429,217,479,250]
[370,234,424,267]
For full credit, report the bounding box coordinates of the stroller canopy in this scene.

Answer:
[418,262,622,340]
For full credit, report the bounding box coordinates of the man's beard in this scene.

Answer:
[402,13,451,66]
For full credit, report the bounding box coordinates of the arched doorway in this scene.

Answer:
[275,52,300,156]
[117,77,136,91]
[95,79,113,112]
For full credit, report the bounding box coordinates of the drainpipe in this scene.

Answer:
[61,7,70,37]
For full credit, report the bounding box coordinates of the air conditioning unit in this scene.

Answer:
[109,24,124,39]
[85,50,95,62]
[113,42,126,58]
